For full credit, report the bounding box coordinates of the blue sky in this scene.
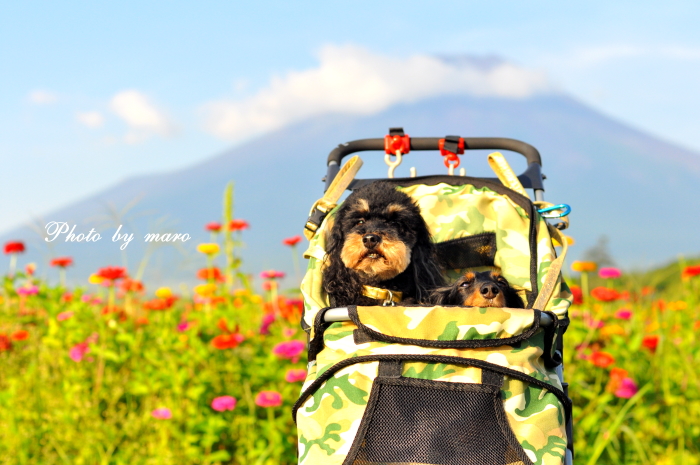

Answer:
[1,1,699,233]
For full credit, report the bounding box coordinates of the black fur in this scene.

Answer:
[431,270,524,308]
[322,181,444,306]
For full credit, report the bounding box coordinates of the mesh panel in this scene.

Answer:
[351,377,530,465]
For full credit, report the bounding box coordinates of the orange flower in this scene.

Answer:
[682,265,700,280]
[50,257,73,268]
[571,261,597,273]
[590,351,615,368]
[228,219,249,231]
[197,267,224,282]
[569,285,583,305]
[10,330,29,341]
[642,335,659,352]
[591,287,620,302]
[205,222,222,232]
[212,333,244,350]
[606,367,629,392]
[641,286,654,296]
[280,298,304,322]
[283,235,302,246]
[135,316,149,326]
[0,334,12,351]
[96,266,128,282]
[120,278,144,293]
[143,296,177,311]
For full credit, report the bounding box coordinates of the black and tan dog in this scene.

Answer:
[322,181,444,307]
[430,270,524,308]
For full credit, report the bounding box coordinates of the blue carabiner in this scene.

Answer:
[537,204,571,218]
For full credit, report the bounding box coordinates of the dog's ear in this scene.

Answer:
[322,213,363,307]
[430,283,461,306]
[410,234,446,304]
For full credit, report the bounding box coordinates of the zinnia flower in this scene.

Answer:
[590,351,615,368]
[4,241,25,254]
[155,287,172,298]
[615,309,632,320]
[228,219,249,231]
[57,311,74,321]
[211,396,237,412]
[283,236,302,246]
[69,342,90,362]
[615,378,639,399]
[273,340,305,362]
[88,274,105,285]
[0,334,12,352]
[120,278,144,293]
[285,369,308,383]
[255,391,282,408]
[151,408,172,420]
[194,283,217,297]
[259,313,275,335]
[96,266,128,282]
[569,285,583,305]
[571,261,596,273]
[205,222,222,232]
[682,265,700,280]
[598,267,621,279]
[25,263,36,275]
[50,257,73,268]
[642,335,659,352]
[177,321,191,332]
[10,330,29,341]
[17,285,39,296]
[591,287,620,302]
[212,333,245,350]
[260,270,285,279]
[196,243,220,255]
[607,367,629,392]
[197,267,224,282]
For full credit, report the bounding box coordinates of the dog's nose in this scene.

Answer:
[362,234,381,249]
[480,283,500,299]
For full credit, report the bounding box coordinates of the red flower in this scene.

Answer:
[50,257,73,268]
[120,278,144,293]
[96,266,128,282]
[591,287,620,302]
[642,335,659,352]
[197,267,225,282]
[205,222,222,232]
[228,219,249,231]
[11,330,29,341]
[0,334,12,351]
[682,265,700,280]
[212,333,244,350]
[4,241,25,254]
[569,285,583,305]
[590,351,615,368]
[143,296,177,311]
[283,235,302,246]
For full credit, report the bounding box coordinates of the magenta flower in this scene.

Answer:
[151,408,172,419]
[69,342,90,362]
[599,267,621,279]
[615,378,639,399]
[259,313,275,335]
[285,369,308,383]
[255,391,282,408]
[17,285,38,296]
[211,396,237,412]
[260,270,285,279]
[615,309,632,320]
[57,311,74,322]
[273,340,305,362]
[177,321,191,332]
[282,328,296,338]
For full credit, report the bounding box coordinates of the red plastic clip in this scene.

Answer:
[439,137,465,168]
[384,134,411,155]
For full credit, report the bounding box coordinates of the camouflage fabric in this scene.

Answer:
[298,181,571,465]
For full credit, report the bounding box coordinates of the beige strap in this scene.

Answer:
[304,156,363,240]
[487,152,529,198]
[532,224,569,311]
[362,285,402,304]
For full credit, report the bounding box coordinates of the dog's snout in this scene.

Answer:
[480,283,500,299]
[362,234,381,249]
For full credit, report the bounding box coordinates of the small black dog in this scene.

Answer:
[322,181,444,306]
[430,270,524,308]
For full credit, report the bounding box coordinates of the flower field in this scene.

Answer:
[1,206,699,464]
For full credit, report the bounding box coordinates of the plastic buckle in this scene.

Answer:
[384,128,410,155]
[439,135,464,169]
[537,204,572,218]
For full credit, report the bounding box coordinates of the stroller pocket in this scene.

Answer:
[345,360,532,465]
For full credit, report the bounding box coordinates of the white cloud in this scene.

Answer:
[110,90,176,143]
[28,90,58,105]
[201,44,553,141]
[76,111,104,128]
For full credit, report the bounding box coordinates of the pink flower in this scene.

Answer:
[151,408,172,419]
[285,369,308,383]
[17,285,38,296]
[255,391,282,408]
[599,267,622,279]
[69,342,90,362]
[615,309,632,320]
[273,340,305,362]
[57,311,74,322]
[177,321,191,332]
[259,313,275,335]
[615,378,639,399]
[260,270,285,279]
[211,396,237,412]
[585,318,604,329]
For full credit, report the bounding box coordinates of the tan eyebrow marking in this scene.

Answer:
[387,203,406,214]
[356,198,370,213]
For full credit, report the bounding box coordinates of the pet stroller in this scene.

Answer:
[294,129,574,465]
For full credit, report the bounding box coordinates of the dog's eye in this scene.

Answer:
[497,277,508,286]
[355,219,365,226]
[459,281,470,287]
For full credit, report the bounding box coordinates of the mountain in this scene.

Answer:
[3,93,699,287]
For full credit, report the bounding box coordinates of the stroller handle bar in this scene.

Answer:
[326,137,542,167]
[323,307,554,327]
